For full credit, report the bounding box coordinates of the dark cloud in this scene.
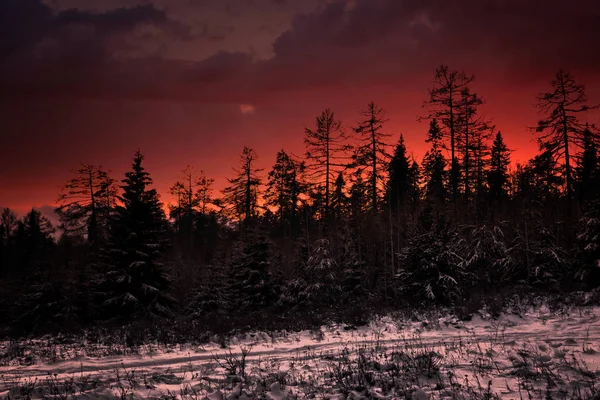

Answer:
[1,0,599,102]
[0,0,190,100]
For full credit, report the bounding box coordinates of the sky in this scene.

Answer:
[1,0,600,220]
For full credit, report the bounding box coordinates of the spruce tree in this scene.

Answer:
[353,102,392,212]
[265,150,306,227]
[226,230,275,311]
[304,109,349,220]
[422,119,447,205]
[423,65,475,201]
[487,131,511,203]
[534,70,597,201]
[330,172,348,222]
[56,164,115,249]
[221,147,263,223]
[98,151,174,321]
[387,135,419,213]
[575,124,600,202]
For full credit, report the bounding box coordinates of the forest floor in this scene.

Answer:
[1,304,600,399]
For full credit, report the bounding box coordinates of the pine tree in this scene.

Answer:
[396,210,468,305]
[422,119,447,205]
[353,102,392,212]
[387,135,419,213]
[221,147,263,223]
[534,70,597,200]
[98,151,174,321]
[56,164,115,248]
[576,200,600,288]
[457,87,493,201]
[14,209,55,275]
[226,230,276,311]
[330,172,348,221]
[487,131,511,203]
[264,150,306,227]
[305,109,350,220]
[575,124,600,202]
[423,65,475,201]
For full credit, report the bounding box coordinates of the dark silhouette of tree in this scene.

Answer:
[353,102,392,212]
[169,166,214,231]
[422,119,447,205]
[221,147,263,223]
[575,124,600,202]
[533,70,597,201]
[423,65,475,201]
[195,170,215,215]
[97,151,174,321]
[330,172,348,221]
[488,132,512,203]
[386,135,419,213]
[0,208,17,249]
[56,164,115,248]
[457,87,493,201]
[225,230,276,311]
[264,150,306,228]
[304,108,349,220]
[14,209,55,275]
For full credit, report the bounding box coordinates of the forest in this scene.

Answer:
[1,65,599,340]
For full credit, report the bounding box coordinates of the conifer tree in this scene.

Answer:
[423,65,475,201]
[265,150,306,226]
[98,151,174,321]
[221,147,263,223]
[422,119,447,204]
[457,87,492,200]
[386,135,418,213]
[225,230,276,311]
[56,164,115,248]
[353,102,392,212]
[14,209,55,275]
[305,109,349,220]
[534,70,597,200]
[575,124,600,202]
[488,132,511,203]
[330,172,348,221]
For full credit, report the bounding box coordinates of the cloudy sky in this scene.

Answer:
[1,0,600,217]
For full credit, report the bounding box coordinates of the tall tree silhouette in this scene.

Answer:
[265,150,306,229]
[0,208,18,277]
[56,164,115,248]
[353,102,392,212]
[98,151,174,321]
[330,172,348,221]
[488,132,511,203]
[534,70,597,201]
[222,147,263,223]
[14,209,55,275]
[304,108,349,220]
[575,124,600,202]
[422,119,447,205]
[387,135,419,213]
[423,65,475,201]
[169,166,214,232]
[457,87,493,201]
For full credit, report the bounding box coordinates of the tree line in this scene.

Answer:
[1,66,599,337]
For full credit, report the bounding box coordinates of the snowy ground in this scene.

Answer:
[1,306,599,399]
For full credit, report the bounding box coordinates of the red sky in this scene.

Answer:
[1,0,600,220]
